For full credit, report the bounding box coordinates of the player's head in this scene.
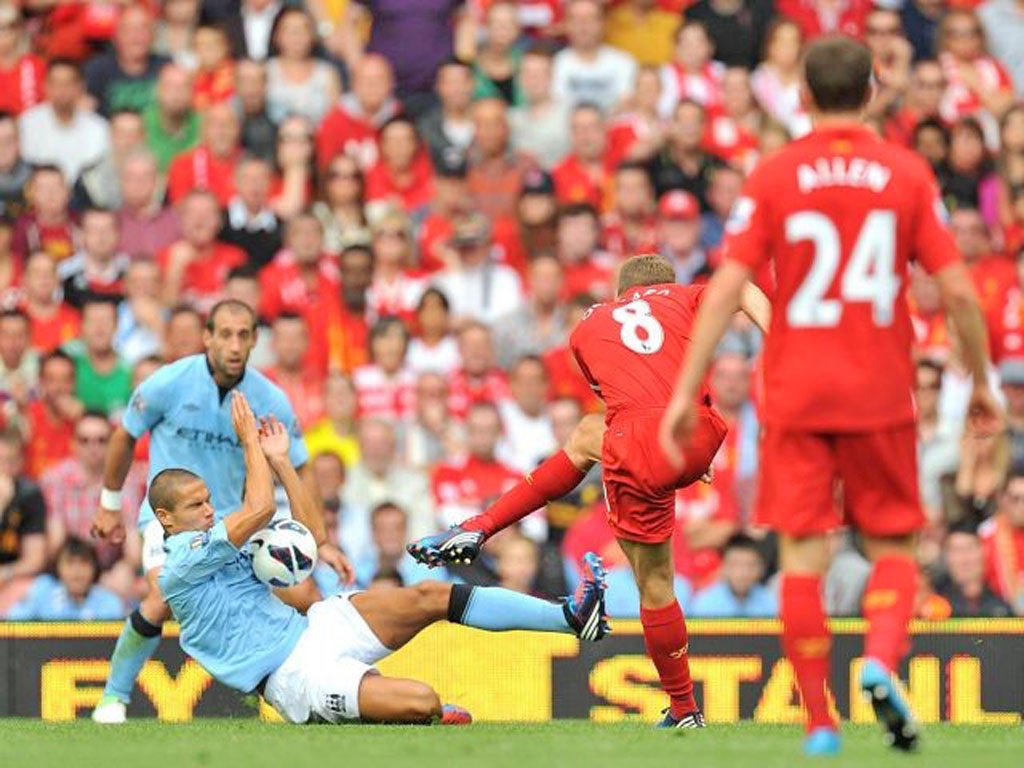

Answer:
[616,254,676,295]
[150,467,212,534]
[801,35,874,117]
[204,299,258,381]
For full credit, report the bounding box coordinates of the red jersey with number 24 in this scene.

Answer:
[570,283,710,422]
[722,124,961,432]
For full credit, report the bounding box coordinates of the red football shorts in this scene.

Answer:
[602,405,728,544]
[756,422,924,537]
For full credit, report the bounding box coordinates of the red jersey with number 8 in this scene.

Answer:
[722,124,961,431]
[570,283,711,421]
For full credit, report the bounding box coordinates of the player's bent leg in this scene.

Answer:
[408,417,605,566]
[93,566,172,724]
[617,538,702,728]
[275,577,322,615]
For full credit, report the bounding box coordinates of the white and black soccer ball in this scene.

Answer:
[249,519,318,588]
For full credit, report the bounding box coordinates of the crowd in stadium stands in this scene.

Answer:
[0,0,1023,623]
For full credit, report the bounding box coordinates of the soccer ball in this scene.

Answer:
[250,519,318,588]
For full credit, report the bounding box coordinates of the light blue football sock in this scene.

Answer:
[449,585,571,633]
[102,610,162,703]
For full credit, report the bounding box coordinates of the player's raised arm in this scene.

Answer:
[224,392,277,547]
[739,281,771,335]
[91,425,138,544]
[258,416,326,545]
[659,259,753,466]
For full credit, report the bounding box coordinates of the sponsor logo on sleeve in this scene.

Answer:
[725,197,756,234]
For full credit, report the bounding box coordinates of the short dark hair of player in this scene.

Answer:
[149,467,202,518]
[803,36,874,113]
[617,254,676,294]
[722,532,763,559]
[206,299,258,333]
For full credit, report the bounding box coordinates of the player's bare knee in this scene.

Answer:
[140,593,171,624]
[412,580,453,618]
[566,415,603,466]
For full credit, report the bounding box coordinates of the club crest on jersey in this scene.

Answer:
[131,395,146,413]
[933,197,950,224]
[190,532,211,550]
[725,197,756,234]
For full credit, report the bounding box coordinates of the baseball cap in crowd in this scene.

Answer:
[999,358,1024,386]
[658,190,699,220]
[436,150,468,179]
[521,168,555,196]
[450,212,492,248]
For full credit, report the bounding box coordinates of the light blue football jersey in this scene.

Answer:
[123,355,308,526]
[159,521,307,692]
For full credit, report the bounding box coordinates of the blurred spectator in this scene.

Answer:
[937,524,1013,617]
[917,359,960,519]
[76,109,147,211]
[65,297,131,415]
[493,255,568,369]
[863,7,914,124]
[155,0,200,69]
[0,113,31,219]
[404,371,458,470]
[40,411,140,596]
[689,533,776,617]
[709,352,759,515]
[886,59,946,148]
[472,2,524,104]
[914,118,950,174]
[657,21,723,117]
[513,168,560,259]
[12,165,79,263]
[114,259,164,365]
[158,190,246,311]
[0,309,37,416]
[493,531,541,594]
[271,114,316,219]
[220,156,284,270]
[218,0,285,61]
[605,0,679,68]
[223,267,274,368]
[0,428,46,613]
[433,213,523,323]
[993,106,1024,246]
[824,530,872,617]
[777,0,870,40]
[343,416,435,541]
[0,5,44,117]
[193,26,235,107]
[235,58,277,161]
[84,5,168,117]
[353,316,415,421]
[316,53,400,172]
[144,64,200,172]
[365,116,435,215]
[648,100,724,207]
[304,372,361,468]
[509,48,572,169]
[19,253,79,354]
[432,400,521,529]
[163,304,206,362]
[366,568,403,589]
[557,203,614,301]
[552,0,636,112]
[6,536,124,620]
[265,8,340,126]
[58,208,129,309]
[700,164,743,251]
[354,501,438,587]
[116,149,181,258]
[751,19,811,139]
[498,356,556,473]
[325,244,373,374]
[952,207,1015,322]
[685,0,773,70]
[602,161,657,259]
[168,102,242,206]
[939,117,993,211]
[0,218,13,295]
[313,153,370,255]
[448,321,512,418]
[1002,359,1024,469]
[24,351,80,478]
[407,288,461,376]
[367,208,427,322]
[467,98,532,221]
[19,59,110,185]
[657,190,708,284]
[264,313,326,428]
[980,469,1024,614]
[552,103,613,211]
[979,0,1024,95]
[418,58,476,169]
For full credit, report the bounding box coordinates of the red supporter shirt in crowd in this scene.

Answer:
[0,55,45,115]
[939,53,1014,126]
[352,363,417,421]
[562,252,618,301]
[24,400,74,479]
[12,214,78,263]
[367,271,429,325]
[24,303,80,354]
[970,254,1017,320]
[447,368,511,420]
[166,147,239,207]
[431,454,522,528]
[722,123,960,430]
[570,282,711,423]
[263,367,327,428]
[777,0,871,39]
[365,152,435,213]
[552,153,615,212]
[601,213,659,260]
[980,516,1024,603]
[193,64,235,111]
[909,298,952,361]
[324,300,370,374]
[702,107,760,170]
[157,241,247,308]
[543,344,605,414]
[316,105,386,171]
[662,61,725,110]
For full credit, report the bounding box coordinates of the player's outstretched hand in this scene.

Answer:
[257,415,290,462]
[967,385,1005,437]
[230,391,259,445]
[318,543,356,585]
[659,394,697,469]
[91,505,126,545]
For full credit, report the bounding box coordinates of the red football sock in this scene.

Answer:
[863,555,918,672]
[462,450,586,538]
[640,601,697,718]
[780,574,836,732]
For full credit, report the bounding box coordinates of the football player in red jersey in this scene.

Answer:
[660,37,1002,755]
[410,253,770,728]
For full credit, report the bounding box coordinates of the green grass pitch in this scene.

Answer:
[1,721,1021,768]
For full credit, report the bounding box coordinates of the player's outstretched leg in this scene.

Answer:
[859,538,920,751]
[92,570,170,724]
[408,416,604,566]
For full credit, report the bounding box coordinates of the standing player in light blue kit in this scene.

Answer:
[89,299,353,723]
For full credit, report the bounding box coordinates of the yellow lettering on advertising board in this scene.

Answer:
[40,661,108,721]
[752,659,839,724]
[848,656,940,724]
[690,657,762,723]
[136,660,214,722]
[588,655,664,722]
[948,656,1020,724]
